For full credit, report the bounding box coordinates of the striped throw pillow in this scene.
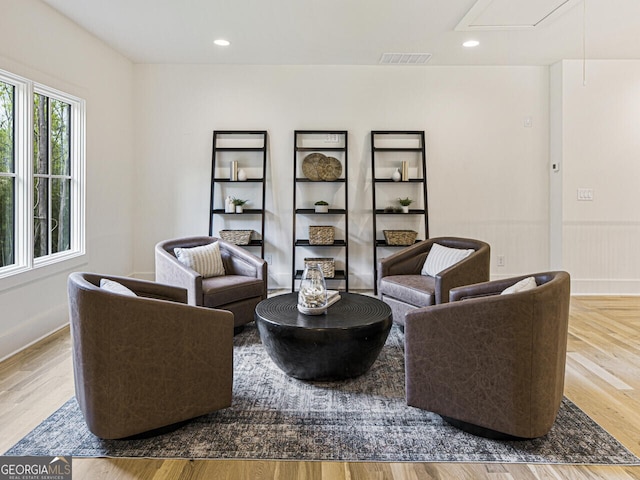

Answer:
[421,243,474,277]
[174,241,225,278]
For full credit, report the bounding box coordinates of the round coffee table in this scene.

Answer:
[254,292,392,381]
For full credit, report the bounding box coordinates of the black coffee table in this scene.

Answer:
[254,292,392,381]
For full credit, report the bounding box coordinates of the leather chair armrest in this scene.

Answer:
[97,274,188,304]
[219,240,267,281]
[377,240,435,294]
[449,276,527,301]
[379,240,434,276]
[435,243,490,303]
[155,244,203,305]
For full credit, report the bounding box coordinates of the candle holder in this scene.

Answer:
[297,264,328,315]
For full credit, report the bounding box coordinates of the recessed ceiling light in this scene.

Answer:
[463,40,480,48]
[214,39,230,47]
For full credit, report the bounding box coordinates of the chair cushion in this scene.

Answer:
[174,241,225,278]
[379,275,435,308]
[421,243,474,276]
[202,275,265,308]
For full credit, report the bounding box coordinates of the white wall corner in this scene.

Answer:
[549,61,564,271]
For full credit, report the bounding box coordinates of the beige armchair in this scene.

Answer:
[155,236,267,330]
[68,272,234,439]
[377,237,490,327]
[405,271,571,439]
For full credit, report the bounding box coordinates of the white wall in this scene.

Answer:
[0,0,135,360]
[553,60,640,294]
[133,64,550,288]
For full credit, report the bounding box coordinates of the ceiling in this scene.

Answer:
[40,0,640,66]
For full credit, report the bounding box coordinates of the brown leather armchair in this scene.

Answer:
[68,272,234,439]
[377,237,490,327]
[155,236,267,330]
[405,271,571,439]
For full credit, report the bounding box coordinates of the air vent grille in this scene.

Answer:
[379,53,432,65]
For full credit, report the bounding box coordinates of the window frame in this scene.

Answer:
[0,78,15,269]
[0,68,85,281]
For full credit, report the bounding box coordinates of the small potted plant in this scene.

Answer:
[233,198,248,213]
[398,197,413,213]
[314,200,329,213]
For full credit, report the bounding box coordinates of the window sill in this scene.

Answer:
[0,252,87,293]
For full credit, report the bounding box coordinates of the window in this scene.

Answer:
[0,80,15,268]
[33,93,72,258]
[0,69,85,280]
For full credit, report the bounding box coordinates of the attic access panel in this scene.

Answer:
[456,0,581,30]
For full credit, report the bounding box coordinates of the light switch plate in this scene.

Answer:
[577,188,594,201]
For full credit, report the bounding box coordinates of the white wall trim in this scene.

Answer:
[0,303,68,362]
[570,279,640,296]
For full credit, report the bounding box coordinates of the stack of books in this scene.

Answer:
[326,290,341,308]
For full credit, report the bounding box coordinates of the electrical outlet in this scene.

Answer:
[497,255,505,267]
[264,254,272,265]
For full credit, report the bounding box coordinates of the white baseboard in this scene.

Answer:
[0,303,68,363]
[570,278,640,296]
[132,271,155,281]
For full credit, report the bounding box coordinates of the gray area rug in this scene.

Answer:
[5,324,639,463]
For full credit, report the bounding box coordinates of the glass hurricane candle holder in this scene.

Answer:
[297,264,328,314]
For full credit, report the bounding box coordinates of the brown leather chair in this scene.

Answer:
[68,272,234,439]
[377,237,490,327]
[405,271,571,439]
[155,236,267,330]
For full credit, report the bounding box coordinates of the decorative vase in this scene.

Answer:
[402,161,409,181]
[238,168,247,181]
[315,204,329,213]
[392,168,401,182]
[225,196,235,213]
[401,205,409,213]
[297,264,327,314]
[235,205,243,213]
[230,160,238,181]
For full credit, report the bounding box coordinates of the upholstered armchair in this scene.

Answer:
[155,236,267,330]
[68,272,234,439]
[377,237,490,327]
[405,271,571,439]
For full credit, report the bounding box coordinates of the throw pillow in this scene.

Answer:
[100,278,137,297]
[421,243,474,276]
[174,241,225,278]
[501,276,537,295]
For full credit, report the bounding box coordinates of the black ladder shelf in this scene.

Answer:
[292,130,349,291]
[209,130,268,258]
[371,130,429,294]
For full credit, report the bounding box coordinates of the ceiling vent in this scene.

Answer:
[379,53,432,65]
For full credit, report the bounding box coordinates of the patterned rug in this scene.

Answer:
[5,324,639,463]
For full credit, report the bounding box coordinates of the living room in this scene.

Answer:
[1,0,639,477]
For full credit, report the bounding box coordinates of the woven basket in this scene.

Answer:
[309,226,335,245]
[304,257,335,278]
[383,230,417,246]
[219,230,253,245]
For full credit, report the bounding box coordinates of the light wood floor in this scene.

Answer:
[1,296,640,479]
